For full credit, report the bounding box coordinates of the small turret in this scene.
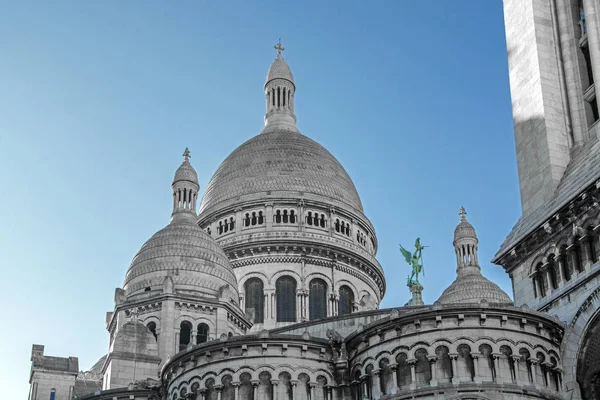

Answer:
[171,148,199,221]
[263,40,298,132]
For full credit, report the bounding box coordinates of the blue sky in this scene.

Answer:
[0,1,518,397]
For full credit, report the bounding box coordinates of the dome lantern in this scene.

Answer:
[437,208,512,305]
[263,40,298,132]
[453,206,480,275]
[171,148,199,221]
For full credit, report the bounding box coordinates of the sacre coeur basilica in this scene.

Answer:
[27,1,600,399]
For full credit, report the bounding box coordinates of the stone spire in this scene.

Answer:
[171,148,199,221]
[263,40,298,132]
[453,206,480,275]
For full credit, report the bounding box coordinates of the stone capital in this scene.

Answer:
[427,355,438,363]
[213,385,223,392]
[372,368,382,376]
[251,380,260,387]
[271,379,279,386]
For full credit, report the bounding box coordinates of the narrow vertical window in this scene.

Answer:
[245,278,265,323]
[276,276,297,322]
[309,279,327,320]
[339,285,354,315]
[179,321,192,352]
[197,323,209,344]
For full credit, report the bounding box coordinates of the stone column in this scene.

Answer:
[214,385,223,400]
[568,244,581,273]
[389,364,399,394]
[234,208,242,233]
[361,376,369,399]
[296,290,302,322]
[371,369,382,399]
[309,383,316,400]
[543,362,552,388]
[291,380,298,400]
[239,294,245,313]
[266,202,274,230]
[233,383,240,400]
[543,264,555,291]
[191,330,197,345]
[326,385,333,400]
[449,353,459,384]
[582,0,600,105]
[533,274,543,298]
[271,380,279,400]
[492,353,501,383]
[512,355,522,384]
[252,381,259,399]
[581,235,595,268]
[263,293,268,322]
[530,360,538,386]
[199,389,206,400]
[472,353,482,383]
[428,356,438,386]
[557,254,567,285]
[408,359,417,389]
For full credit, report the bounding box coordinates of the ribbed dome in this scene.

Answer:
[437,272,512,305]
[265,55,294,87]
[199,129,364,216]
[123,218,238,298]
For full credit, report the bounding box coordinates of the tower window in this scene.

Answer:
[276,276,297,322]
[179,321,192,352]
[147,321,158,340]
[309,279,327,320]
[197,323,209,344]
[339,285,354,315]
[245,278,264,323]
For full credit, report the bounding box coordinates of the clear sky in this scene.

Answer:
[0,1,519,397]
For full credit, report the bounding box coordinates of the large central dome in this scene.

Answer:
[199,129,363,216]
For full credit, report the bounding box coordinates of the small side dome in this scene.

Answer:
[123,149,239,302]
[438,208,512,305]
[437,273,512,305]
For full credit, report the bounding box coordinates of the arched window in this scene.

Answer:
[315,376,327,400]
[277,372,293,400]
[251,212,257,226]
[414,348,431,386]
[290,210,296,223]
[518,349,533,383]
[309,278,327,320]
[379,358,394,394]
[499,345,515,383]
[147,321,157,340]
[245,278,265,323]
[396,353,411,389]
[258,371,273,400]
[205,378,217,400]
[221,375,235,400]
[364,364,374,399]
[197,323,209,344]
[244,213,250,227]
[258,211,264,225]
[457,344,475,382]
[283,209,289,223]
[338,285,354,316]
[276,276,296,322]
[307,212,313,226]
[275,210,282,223]
[239,373,253,400]
[479,344,495,382]
[434,345,452,383]
[179,321,192,352]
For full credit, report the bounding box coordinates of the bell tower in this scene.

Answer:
[504,0,600,216]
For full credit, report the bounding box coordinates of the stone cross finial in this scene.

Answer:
[274,39,285,57]
[183,147,191,162]
[459,206,467,220]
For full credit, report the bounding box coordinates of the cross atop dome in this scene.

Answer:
[183,147,191,162]
[274,39,285,58]
[459,206,467,220]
